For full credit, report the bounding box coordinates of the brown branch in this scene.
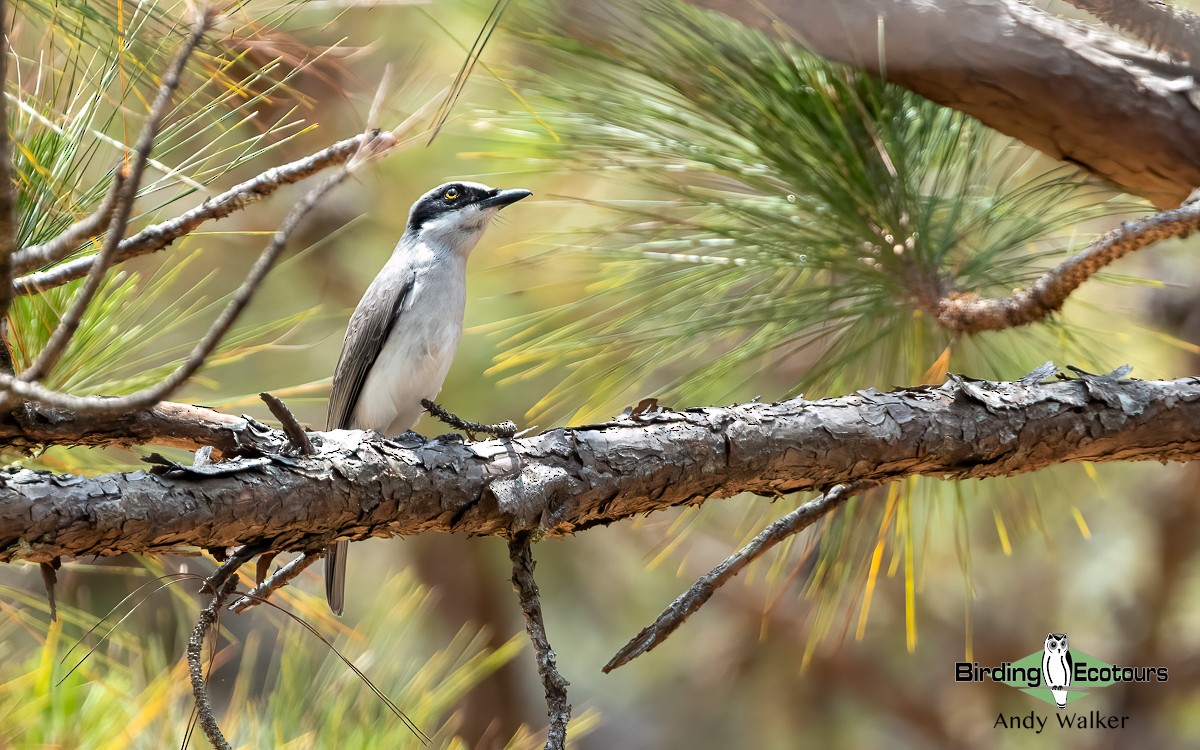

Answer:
[2,368,1198,563]
[508,531,571,750]
[12,132,376,295]
[0,0,15,337]
[604,483,862,672]
[188,574,239,750]
[261,392,315,455]
[21,10,213,383]
[685,0,1200,207]
[0,399,266,453]
[422,398,517,439]
[12,171,125,275]
[936,199,1200,333]
[1065,0,1200,63]
[228,551,322,613]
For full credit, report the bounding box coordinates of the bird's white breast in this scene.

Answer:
[351,255,468,435]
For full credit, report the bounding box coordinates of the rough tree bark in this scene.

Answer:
[686,0,1200,208]
[2,369,1198,563]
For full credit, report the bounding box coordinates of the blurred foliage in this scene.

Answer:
[0,563,572,748]
[487,0,1144,424]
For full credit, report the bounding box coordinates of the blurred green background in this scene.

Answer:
[2,1,1199,748]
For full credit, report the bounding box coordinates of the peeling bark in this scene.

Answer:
[686,0,1200,208]
[2,371,1198,563]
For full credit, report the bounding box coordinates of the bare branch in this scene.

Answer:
[21,12,212,383]
[422,397,517,438]
[261,392,315,455]
[508,531,571,750]
[604,483,862,672]
[12,171,125,275]
[187,574,239,750]
[936,200,1200,332]
[0,399,271,453]
[1065,0,1200,63]
[12,133,376,295]
[0,129,393,417]
[3,369,1198,563]
[0,0,16,334]
[228,551,322,613]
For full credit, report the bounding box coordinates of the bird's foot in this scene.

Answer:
[421,398,518,440]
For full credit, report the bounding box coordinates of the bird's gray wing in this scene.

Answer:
[325,263,416,616]
[326,265,419,431]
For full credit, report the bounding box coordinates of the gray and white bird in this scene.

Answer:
[324,180,531,615]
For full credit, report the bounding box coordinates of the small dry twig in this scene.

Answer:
[261,391,315,455]
[228,551,322,613]
[604,484,862,672]
[508,531,571,750]
[421,398,517,439]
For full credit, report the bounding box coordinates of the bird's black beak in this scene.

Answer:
[478,188,532,210]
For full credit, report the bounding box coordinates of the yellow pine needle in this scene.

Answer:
[904,494,917,653]
[1071,505,1092,539]
[35,616,62,697]
[855,483,900,640]
[993,507,1013,556]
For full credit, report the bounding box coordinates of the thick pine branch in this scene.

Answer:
[687,0,1200,208]
[1,369,1197,563]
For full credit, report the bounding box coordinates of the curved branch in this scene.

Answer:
[1065,0,1200,63]
[936,199,1200,332]
[687,0,1200,207]
[1,369,1197,563]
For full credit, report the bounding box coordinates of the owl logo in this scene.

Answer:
[1042,633,1073,709]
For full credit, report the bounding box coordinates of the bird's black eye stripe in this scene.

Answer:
[407,184,493,231]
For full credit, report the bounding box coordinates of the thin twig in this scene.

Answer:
[508,531,571,750]
[936,199,1200,333]
[604,484,862,673]
[12,171,126,275]
[261,392,314,455]
[0,130,391,416]
[422,398,517,439]
[187,574,239,750]
[200,542,267,594]
[0,0,14,340]
[13,133,372,294]
[228,551,322,613]
[21,10,213,383]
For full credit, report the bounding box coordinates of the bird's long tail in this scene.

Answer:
[325,540,349,616]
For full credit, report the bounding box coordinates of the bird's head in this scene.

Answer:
[407,181,531,256]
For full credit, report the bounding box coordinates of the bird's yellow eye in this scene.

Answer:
[444,187,459,200]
